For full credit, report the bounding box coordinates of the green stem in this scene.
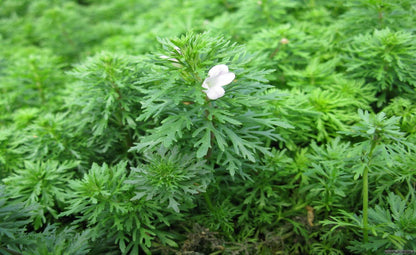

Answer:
[30,63,45,105]
[324,192,329,219]
[362,163,369,244]
[203,100,216,212]
[203,191,215,212]
[204,100,214,160]
[363,138,377,244]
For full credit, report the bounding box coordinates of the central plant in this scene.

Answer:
[131,32,290,177]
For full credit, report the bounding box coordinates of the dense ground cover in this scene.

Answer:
[1,0,416,254]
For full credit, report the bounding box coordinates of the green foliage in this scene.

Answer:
[340,0,415,36]
[319,109,416,253]
[66,52,144,162]
[232,149,308,248]
[62,161,179,254]
[0,127,23,177]
[12,112,86,163]
[0,185,35,252]
[344,28,416,105]
[246,24,321,75]
[325,194,416,253]
[383,97,416,134]
[127,146,212,213]
[343,109,405,145]
[3,160,77,229]
[270,77,375,148]
[1,0,416,253]
[0,47,66,117]
[1,184,91,254]
[22,225,92,255]
[302,138,357,214]
[363,193,416,251]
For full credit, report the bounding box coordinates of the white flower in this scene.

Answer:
[202,64,235,100]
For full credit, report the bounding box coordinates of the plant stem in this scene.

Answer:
[363,138,377,244]
[204,100,215,160]
[203,100,216,212]
[205,130,214,160]
[203,191,215,212]
[269,42,281,59]
[362,163,369,243]
[30,62,45,105]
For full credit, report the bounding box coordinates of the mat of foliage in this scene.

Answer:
[1,0,416,254]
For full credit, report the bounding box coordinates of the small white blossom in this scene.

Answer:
[202,64,235,100]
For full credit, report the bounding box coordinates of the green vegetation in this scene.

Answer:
[1,0,415,254]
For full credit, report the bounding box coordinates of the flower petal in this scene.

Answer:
[202,78,211,89]
[205,86,225,100]
[208,64,229,77]
[211,72,235,87]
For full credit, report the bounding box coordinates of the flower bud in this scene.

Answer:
[280,38,289,44]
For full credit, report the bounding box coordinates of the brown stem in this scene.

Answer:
[270,42,281,59]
